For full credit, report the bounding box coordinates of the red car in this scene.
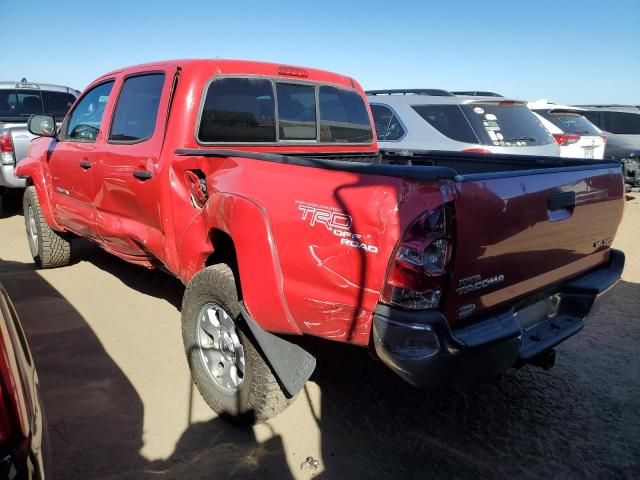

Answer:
[17,59,625,423]
[0,284,48,479]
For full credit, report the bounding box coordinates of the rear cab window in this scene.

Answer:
[0,89,76,121]
[534,110,600,136]
[197,77,373,144]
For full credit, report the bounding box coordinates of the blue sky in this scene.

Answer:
[3,0,639,104]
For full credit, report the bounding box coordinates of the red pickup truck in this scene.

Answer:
[16,60,625,423]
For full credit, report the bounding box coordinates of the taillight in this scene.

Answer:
[601,134,607,144]
[462,148,492,154]
[277,66,308,78]
[553,133,580,146]
[0,131,15,165]
[381,205,453,309]
[0,382,17,443]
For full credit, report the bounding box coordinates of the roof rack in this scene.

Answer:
[365,89,453,97]
[575,104,640,109]
[452,91,503,97]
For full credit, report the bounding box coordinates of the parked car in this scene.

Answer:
[578,105,640,146]
[601,133,640,187]
[0,80,78,213]
[367,89,560,157]
[0,282,48,479]
[17,59,624,425]
[529,101,606,159]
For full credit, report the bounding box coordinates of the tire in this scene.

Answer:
[23,186,71,268]
[182,264,294,425]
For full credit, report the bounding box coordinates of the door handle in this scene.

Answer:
[133,170,153,181]
[547,191,576,211]
[79,161,93,170]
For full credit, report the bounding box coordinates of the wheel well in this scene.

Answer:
[206,229,242,298]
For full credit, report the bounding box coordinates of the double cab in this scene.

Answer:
[16,60,625,423]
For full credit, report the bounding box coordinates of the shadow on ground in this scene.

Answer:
[0,258,293,479]
[1,255,638,479]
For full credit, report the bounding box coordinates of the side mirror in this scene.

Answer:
[28,114,57,138]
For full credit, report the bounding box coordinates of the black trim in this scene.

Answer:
[132,170,152,180]
[175,148,458,181]
[371,249,624,387]
[239,302,315,397]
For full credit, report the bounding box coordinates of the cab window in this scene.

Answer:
[109,73,165,143]
[63,81,115,142]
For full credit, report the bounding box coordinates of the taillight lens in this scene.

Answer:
[381,206,453,309]
[0,383,17,443]
[462,148,492,154]
[0,131,16,165]
[553,133,580,146]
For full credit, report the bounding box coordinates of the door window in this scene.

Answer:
[109,73,166,143]
[63,81,115,142]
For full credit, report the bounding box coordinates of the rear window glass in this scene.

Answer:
[535,111,600,136]
[602,111,640,135]
[412,104,478,144]
[276,83,316,140]
[199,78,276,143]
[463,104,554,146]
[0,89,75,121]
[319,86,373,143]
[198,78,373,144]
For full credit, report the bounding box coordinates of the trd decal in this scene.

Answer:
[296,201,379,254]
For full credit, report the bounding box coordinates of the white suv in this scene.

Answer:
[529,101,606,159]
[367,89,560,157]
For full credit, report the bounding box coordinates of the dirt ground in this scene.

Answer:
[0,194,638,479]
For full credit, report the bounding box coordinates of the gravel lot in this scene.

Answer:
[0,194,638,479]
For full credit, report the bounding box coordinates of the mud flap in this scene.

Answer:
[239,302,316,397]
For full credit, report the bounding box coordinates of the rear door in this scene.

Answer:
[444,162,624,325]
[94,68,174,259]
[48,81,115,237]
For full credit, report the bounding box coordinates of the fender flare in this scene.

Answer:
[15,158,65,231]
[176,192,302,336]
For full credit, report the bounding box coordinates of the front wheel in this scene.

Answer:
[181,264,294,424]
[23,186,71,268]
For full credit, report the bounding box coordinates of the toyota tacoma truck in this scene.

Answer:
[15,60,625,424]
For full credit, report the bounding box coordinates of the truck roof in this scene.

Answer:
[95,59,359,90]
[0,81,79,94]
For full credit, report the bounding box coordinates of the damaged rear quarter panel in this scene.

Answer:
[211,156,456,345]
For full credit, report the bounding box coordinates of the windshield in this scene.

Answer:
[462,104,555,146]
[535,110,600,136]
[0,89,76,122]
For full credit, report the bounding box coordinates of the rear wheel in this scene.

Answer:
[23,186,71,268]
[181,264,294,424]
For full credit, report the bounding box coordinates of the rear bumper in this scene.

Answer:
[372,249,625,387]
[0,163,26,189]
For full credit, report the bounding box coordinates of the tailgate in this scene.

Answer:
[444,163,624,325]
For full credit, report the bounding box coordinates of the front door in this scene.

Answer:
[48,80,115,238]
[94,70,173,259]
